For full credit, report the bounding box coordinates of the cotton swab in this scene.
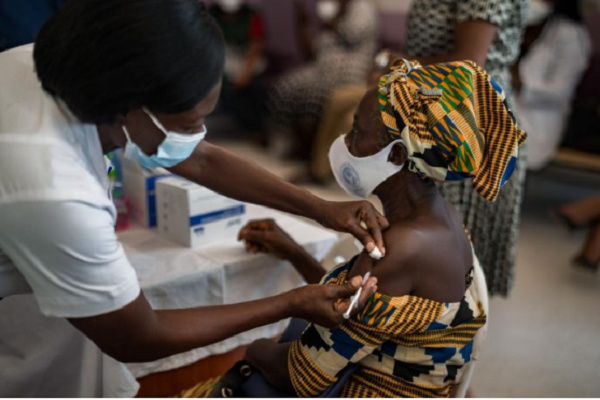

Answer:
[343,271,371,319]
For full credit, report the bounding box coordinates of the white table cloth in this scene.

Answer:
[121,204,337,378]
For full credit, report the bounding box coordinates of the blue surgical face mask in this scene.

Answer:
[123,108,207,170]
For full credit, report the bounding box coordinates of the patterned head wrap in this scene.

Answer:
[378,59,526,202]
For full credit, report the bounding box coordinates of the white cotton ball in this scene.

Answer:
[369,248,383,260]
[334,256,346,265]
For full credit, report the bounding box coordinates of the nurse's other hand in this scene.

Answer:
[287,275,378,328]
[238,219,302,260]
[316,200,389,256]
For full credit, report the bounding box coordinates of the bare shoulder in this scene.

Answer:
[364,221,470,301]
[381,224,428,264]
[365,224,430,297]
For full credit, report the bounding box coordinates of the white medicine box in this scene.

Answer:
[121,157,173,228]
[156,177,246,248]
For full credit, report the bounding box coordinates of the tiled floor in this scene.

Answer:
[214,137,600,398]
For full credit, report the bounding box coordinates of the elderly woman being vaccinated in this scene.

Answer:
[189,59,526,398]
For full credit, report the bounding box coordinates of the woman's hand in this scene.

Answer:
[315,200,389,256]
[238,219,302,260]
[239,219,327,284]
[286,275,378,329]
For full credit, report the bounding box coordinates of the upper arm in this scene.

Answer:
[364,227,423,297]
[286,230,431,396]
[453,0,513,66]
[68,292,163,363]
[453,20,498,67]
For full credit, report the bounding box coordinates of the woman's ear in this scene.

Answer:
[388,143,408,166]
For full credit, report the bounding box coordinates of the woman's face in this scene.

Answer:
[122,81,222,156]
[345,89,388,158]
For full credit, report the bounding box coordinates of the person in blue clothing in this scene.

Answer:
[0,0,66,52]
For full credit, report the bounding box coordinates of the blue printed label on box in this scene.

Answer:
[145,174,172,227]
[189,205,246,227]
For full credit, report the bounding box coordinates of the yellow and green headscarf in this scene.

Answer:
[378,59,527,202]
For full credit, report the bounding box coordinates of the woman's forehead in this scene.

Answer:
[357,89,382,126]
[360,89,379,110]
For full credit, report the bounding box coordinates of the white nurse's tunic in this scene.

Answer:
[0,44,140,397]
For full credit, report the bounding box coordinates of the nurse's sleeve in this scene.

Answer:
[456,0,509,27]
[0,200,140,318]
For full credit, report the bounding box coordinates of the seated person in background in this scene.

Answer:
[240,60,526,397]
[209,0,267,133]
[267,0,378,159]
[512,0,591,171]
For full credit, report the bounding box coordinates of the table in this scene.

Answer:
[119,204,337,378]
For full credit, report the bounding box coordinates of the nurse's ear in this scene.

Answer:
[103,114,130,148]
[388,142,408,166]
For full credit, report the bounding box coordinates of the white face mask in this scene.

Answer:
[218,0,243,13]
[328,134,405,198]
[317,0,341,22]
[527,0,553,25]
[123,108,207,170]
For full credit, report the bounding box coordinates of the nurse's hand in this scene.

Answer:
[287,275,378,328]
[315,200,389,256]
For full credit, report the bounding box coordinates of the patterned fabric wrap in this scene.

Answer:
[288,258,487,398]
[377,59,526,202]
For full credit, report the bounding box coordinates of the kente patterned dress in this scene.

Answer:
[405,0,529,296]
[288,256,487,398]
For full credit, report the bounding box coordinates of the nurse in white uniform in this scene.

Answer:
[0,0,384,396]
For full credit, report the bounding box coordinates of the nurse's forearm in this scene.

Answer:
[70,279,368,363]
[171,141,323,221]
[70,291,296,364]
[152,295,295,362]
